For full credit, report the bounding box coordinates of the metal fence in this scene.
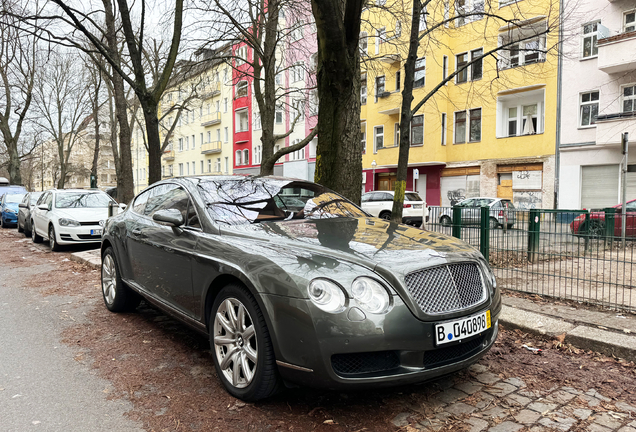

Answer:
[426,206,636,313]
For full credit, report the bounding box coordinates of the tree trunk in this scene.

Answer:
[311,0,364,205]
[112,73,134,203]
[391,0,422,224]
[91,105,100,184]
[0,133,23,185]
[142,101,162,185]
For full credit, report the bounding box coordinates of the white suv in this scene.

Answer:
[31,189,118,251]
[361,191,428,225]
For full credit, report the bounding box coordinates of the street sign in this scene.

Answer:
[413,168,419,179]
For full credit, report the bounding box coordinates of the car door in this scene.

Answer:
[127,184,198,316]
[456,199,474,224]
[33,192,51,236]
[364,192,381,217]
[625,201,636,237]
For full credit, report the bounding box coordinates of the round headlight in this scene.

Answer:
[351,277,391,314]
[308,279,346,313]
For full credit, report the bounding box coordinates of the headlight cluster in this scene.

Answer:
[5,208,17,213]
[308,277,392,315]
[59,218,81,227]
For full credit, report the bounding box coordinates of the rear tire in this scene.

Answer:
[210,284,281,401]
[101,247,141,312]
[489,217,499,229]
[31,221,43,243]
[379,211,391,221]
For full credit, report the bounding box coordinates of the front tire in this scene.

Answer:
[210,284,281,401]
[101,247,141,312]
[17,219,23,233]
[31,221,43,243]
[49,225,61,252]
[440,215,452,227]
[379,211,391,221]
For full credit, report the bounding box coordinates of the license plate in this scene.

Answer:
[435,310,491,345]
[413,204,422,209]
[90,229,102,236]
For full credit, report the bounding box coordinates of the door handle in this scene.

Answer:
[131,229,142,236]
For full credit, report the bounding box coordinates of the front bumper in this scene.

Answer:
[263,293,501,390]
[56,225,103,244]
[2,212,18,225]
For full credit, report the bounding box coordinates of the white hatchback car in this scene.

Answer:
[361,190,428,225]
[31,189,118,251]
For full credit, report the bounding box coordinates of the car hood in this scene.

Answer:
[222,217,483,279]
[54,208,110,221]
[3,203,19,211]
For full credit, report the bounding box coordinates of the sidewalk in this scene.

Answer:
[70,249,636,362]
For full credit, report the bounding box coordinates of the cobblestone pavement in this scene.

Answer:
[390,364,636,432]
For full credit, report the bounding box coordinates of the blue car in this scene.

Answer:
[1,191,27,228]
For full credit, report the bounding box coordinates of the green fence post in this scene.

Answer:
[452,206,462,240]
[584,212,590,253]
[527,209,541,263]
[604,207,616,249]
[480,206,490,263]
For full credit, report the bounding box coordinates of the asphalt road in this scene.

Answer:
[0,259,143,432]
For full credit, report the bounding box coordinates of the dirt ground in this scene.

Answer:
[2,227,636,432]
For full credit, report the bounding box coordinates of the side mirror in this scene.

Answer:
[152,209,184,227]
[119,203,127,210]
[18,203,26,208]
[38,204,49,211]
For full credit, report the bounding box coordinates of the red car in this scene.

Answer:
[570,199,636,237]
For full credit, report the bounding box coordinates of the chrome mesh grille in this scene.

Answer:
[404,263,486,314]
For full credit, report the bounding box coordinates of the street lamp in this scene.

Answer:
[371,160,377,191]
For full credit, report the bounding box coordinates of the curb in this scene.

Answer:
[70,250,101,269]
[500,304,636,362]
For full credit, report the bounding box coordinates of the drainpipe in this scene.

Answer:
[554,0,565,209]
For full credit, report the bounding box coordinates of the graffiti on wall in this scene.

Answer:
[514,191,542,209]
[513,170,542,190]
[447,189,466,206]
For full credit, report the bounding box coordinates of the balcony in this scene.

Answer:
[595,112,636,145]
[162,150,175,161]
[201,141,223,154]
[597,30,636,74]
[201,82,221,99]
[201,111,222,127]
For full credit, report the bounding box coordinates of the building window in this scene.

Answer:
[441,113,447,145]
[178,138,183,152]
[443,56,448,82]
[243,149,249,165]
[469,108,481,142]
[580,91,599,127]
[224,98,228,112]
[507,107,518,136]
[411,115,423,146]
[217,129,221,142]
[200,160,203,174]
[375,27,386,55]
[291,20,303,41]
[192,134,195,147]
[361,75,367,104]
[454,111,466,144]
[235,150,242,166]
[395,71,401,91]
[235,109,249,132]
[179,163,184,176]
[216,158,222,172]
[292,99,305,121]
[419,5,427,31]
[455,0,484,27]
[208,159,212,173]
[192,161,196,175]
[456,53,468,83]
[359,32,368,55]
[499,21,547,68]
[625,11,636,32]
[224,157,229,173]
[414,58,425,87]
[623,84,636,112]
[200,133,203,147]
[361,122,367,154]
[224,127,228,142]
[207,131,211,143]
[582,22,599,59]
[375,76,385,102]
[235,46,248,65]
[291,62,305,83]
[236,80,248,98]
[275,105,283,124]
[374,125,384,151]
[498,90,545,137]
[471,48,483,80]
[185,136,189,150]
[394,123,400,147]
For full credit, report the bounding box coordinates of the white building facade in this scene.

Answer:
[559,0,636,209]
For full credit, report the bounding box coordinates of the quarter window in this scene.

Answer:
[580,91,599,127]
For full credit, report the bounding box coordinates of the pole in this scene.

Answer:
[621,132,629,248]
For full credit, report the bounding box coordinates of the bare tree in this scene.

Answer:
[33,50,91,189]
[311,0,365,203]
[0,0,42,185]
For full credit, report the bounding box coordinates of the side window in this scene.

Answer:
[459,199,474,207]
[381,193,393,201]
[626,201,636,211]
[132,188,153,214]
[36,193,47,205]
[368,193,379,202]
[148,186,189,220]
[361,194,371,203]
[21,194,29,205]
[185,200,201,228]
[45,193,53,208]
[144,184,179,216]
[492,201,502,209]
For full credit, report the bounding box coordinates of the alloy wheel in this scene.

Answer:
[213,298,258,389]
[102,254,116,305]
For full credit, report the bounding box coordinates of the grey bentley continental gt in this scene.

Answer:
[100,175,500,401]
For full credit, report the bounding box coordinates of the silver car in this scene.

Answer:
[434,197,516,229]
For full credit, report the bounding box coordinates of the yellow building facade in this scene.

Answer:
[361,0,558,209]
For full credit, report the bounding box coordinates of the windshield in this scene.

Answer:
[405,192,422,202]
[5,193,25,203]
[196,178,367,225]
[55,192,112,208]
[30,192,43,205]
